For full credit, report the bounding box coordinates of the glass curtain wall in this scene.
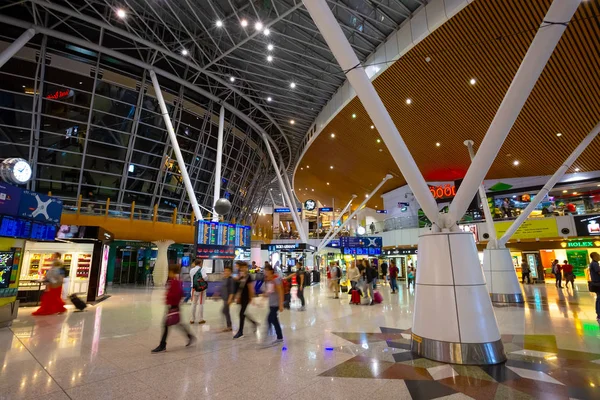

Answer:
[0,37,270,223]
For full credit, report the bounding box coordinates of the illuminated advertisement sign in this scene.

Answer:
[46,89,73,100]
[429,184,456,199]
[573,214,600,237]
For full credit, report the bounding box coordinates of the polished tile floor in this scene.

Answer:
[1,281,599,400]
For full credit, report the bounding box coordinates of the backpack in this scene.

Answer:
[193,269,208,292]
[366,266,377,283]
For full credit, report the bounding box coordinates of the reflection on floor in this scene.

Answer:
[1,281,599,399]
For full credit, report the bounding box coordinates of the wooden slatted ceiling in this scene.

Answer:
[294,0,600,211]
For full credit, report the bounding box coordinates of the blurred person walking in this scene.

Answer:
[552,259,563,288]
[389,260,399,294]
[347,260,361,291]
[380,261,388,286]
[521,260,532,284]
[330,261,341,299]
[295,261,306,310]
[407,267,415,289]
[152,264,196,353]
[189,259,208,324]
[364,260,377,305]
[33,252,67,316]
[562,260,575,289]
[233,261,258,339]
[220,265,235,332]
[263,265,284,346]
[588,252,600,321]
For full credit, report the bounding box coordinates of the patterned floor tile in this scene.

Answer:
[493,383,533,399]
[505,366,564,385]
[510,349,557,359]
[378,364,432,380]
[523,335,557,353]
[451,366,497,382]
[480,364,522,383]
[404,379,458,400]
[319,359,394,379]
[505,358,554,373]
[501,378,570,399]
[567,385,600,400]
[393,351,423,363]
[438,376,499,400]
[427,365,458,381]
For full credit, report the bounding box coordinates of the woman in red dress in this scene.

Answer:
[33,253,67,315]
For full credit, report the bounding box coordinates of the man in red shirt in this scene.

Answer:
[562,260,575,289]
[389,261,399,294]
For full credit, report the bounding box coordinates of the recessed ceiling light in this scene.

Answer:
[425,56,431,62]
[79,81,82,85]
[22,85,25,88]
[379,149,383,152]
[562,190,568,193]
[290,82,296,89]
[311,189,314,192]
[216,20,223,28]
[556,133,562,137]
[376,139,381,143]
[229,76,235,83]
[327,182,330,185]
[240,19,248,27]
[300,168,303,170]
[406,98,412,105]
[266,96,272,102]
[330,165,333,169]
[255,21,263,31]
[436,142,441,147]
[181,49,188,56]
[263,28,271,36]
[469,78,476,85]
[306,165,309,168]
[266,55,273,62]
[513,160,520,166]
[370,125,374,129]
[575,167,580,172]
[116,8,126,19]
[352,113,356,118]
[330,133,335,138]
[267,44,274,51]
[365,194,369,198]
[290,120,295,125]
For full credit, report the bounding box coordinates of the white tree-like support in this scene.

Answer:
[0,28,35,69]
[302,0,581,364]
[318,194,356,251]
[213,106,225,222]
[152,240,175,286]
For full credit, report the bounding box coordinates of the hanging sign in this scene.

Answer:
[376,210,388,214]
[304,199,316,211]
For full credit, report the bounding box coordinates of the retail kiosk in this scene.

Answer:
[382,248,418,280]
[20,225,114,303]
[260,243,319,284]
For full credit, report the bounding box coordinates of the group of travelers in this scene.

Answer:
[551,259,575,289]
[152,259,285,353]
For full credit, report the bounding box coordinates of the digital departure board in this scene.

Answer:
[196,221,251,248]
[31,222,57,241]
[0,216,32,239]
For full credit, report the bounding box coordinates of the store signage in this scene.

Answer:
[573,214,600,237]
[383,248,417,255]
[319,207,333,212]
[196,245,236,259]
[429,184,456,199]
[564,240,597,248]
[261,243,316,252]
[340,236,382,248]
[0,183,22,216]
[273,207,301,213]
[376,210,388,214]
[304,199,316,211]
[18,190,63,223]
[326,240,340,247]
[494,218,558,240]
[46,89,73,100]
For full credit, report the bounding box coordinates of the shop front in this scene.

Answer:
[260,243,319,284]
[382,248,418,280]
[20,226,113,303]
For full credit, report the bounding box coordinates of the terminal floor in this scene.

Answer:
[1,282,600,400]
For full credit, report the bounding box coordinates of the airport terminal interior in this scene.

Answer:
[1,0,600,399]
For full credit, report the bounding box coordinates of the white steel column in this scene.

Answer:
[499,120,600,247]
[262,135,308,243]
[319,176,391,251]
[318,195,356,251]
[449,0,581,223]
[280,165,307,240]
[213,106,225,221]
[464,140,497,246]
[149,70,203,222]
[301,0,439,227]
[0,28,35,69]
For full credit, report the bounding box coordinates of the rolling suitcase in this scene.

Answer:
[350,289,361,305]
[70,294,87,311]
[373,290,383,304]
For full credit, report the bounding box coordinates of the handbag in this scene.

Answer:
[588,281,600,293]
[166,307,180,326]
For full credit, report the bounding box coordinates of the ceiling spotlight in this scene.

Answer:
[376,139,381,143]
[79,81,82,85]
[300,168,303,170]
[240,19,248,27]
[406,98,412,105]
[311,189,314,192]
[263,28,271,36]
[562,190,568,193]
[330,165,334,169]
[267,55,273,62]
[425,56,431,62]
[352,113,356,118]
[556,133,562,137]
[365,194,369,198]
[290,82,296,89]
[216,20,223,28]
[469,78,476,85]
[575,167,580,172]
[116,8,126,19]
[436,142,441,147]
[306,165,309,168]
[255,21,263,31]
[370,125,374,129]
[22,85,25,88]
[266,96,272,102]
[327,182,330,185]
[181,49,189,56]
[267,44,274,51]
[513,160,520,166]
[229,76,235,83]
[290,120,295,125]
[330,133,335,138]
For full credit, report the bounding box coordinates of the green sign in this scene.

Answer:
[566,241,594,248]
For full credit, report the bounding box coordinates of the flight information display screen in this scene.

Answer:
[0,216,32,239]
[197,221,251,248]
